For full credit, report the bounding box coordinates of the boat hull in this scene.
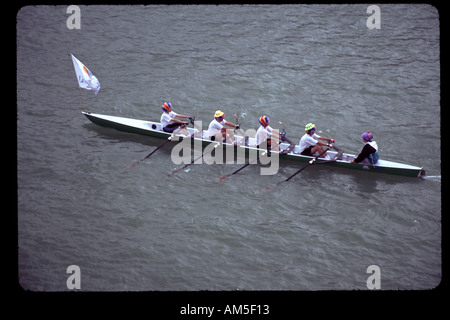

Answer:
[82,112,424,178]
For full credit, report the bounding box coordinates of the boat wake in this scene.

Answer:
[423,175,441,181]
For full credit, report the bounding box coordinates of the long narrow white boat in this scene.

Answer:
[82,112,425,178]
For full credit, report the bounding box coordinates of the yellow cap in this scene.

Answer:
[214,110,225,118]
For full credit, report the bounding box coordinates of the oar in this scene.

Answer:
[266,148,329,190]
[214,151,266,183]
[125,136,172,170]
[277,122,296,154]
[168,143,219,176]
[233,113,249,146]
[168,152,202,176]
[284,148,329,182]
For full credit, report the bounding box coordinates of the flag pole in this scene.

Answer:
[78,86,87,112]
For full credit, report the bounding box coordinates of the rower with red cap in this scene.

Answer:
[299,123,335,160]
[256,116,283,151]
[207,110,239,144]
[351,131,380,164]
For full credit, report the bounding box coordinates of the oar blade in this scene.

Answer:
[167,169,179,177]
[125,162,138,170]
[212,175,228,184]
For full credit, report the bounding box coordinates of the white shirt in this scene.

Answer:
[256,125,273,146]
[207,119,227,137]
[367,140,378,151]
[299,133,320,153]
[160,111,178,128]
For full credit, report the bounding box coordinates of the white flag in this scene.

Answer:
[71,54,101,95]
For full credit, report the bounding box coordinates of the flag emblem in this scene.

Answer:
[83,65,92,78]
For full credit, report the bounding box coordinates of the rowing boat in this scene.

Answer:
[82,112,425,178]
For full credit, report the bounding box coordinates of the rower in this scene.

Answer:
[255,116,283,151]
[351,131,380,164]
[160,102,191,136]
[299,123,335,160]
[207,110,239,144]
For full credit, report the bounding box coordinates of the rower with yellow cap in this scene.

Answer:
[298,123,335,160]
[207,110,239,144]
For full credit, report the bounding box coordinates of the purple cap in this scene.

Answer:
[361,132,373,141]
